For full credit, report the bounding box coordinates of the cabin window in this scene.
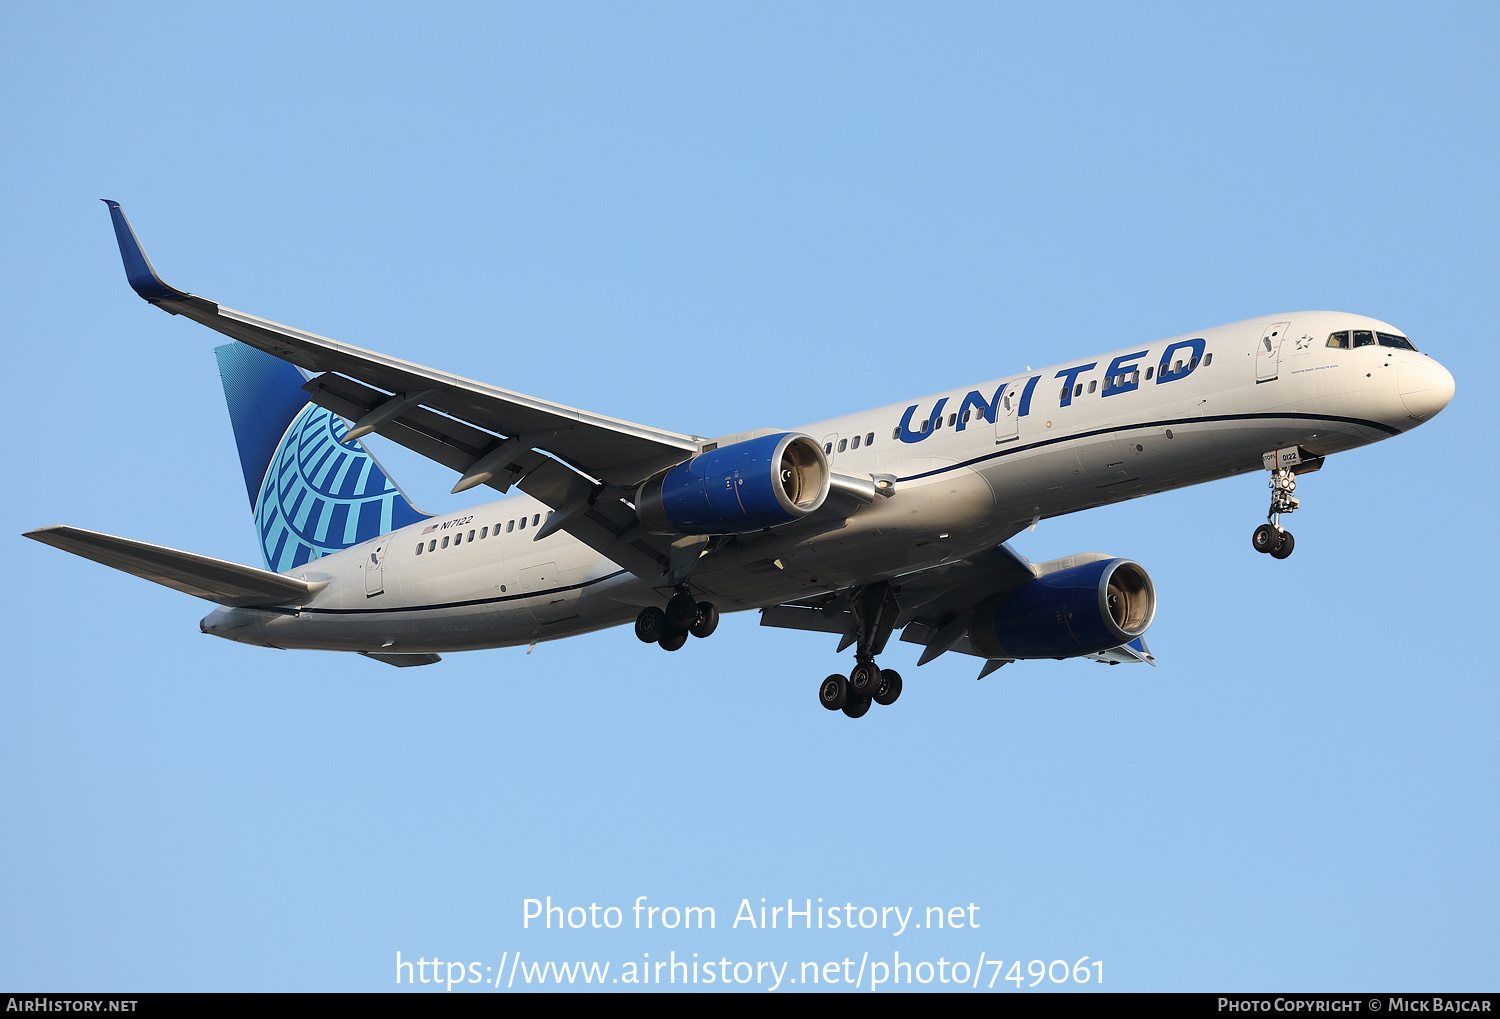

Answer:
[865,432,874,445]
[532,514,540,526]
[1377,332,1416,351]
[933,416,941,430]
[892,426,900,439]
[480,526,488,539]
[518,517,526,530]
[824,442,833,454]
[1202,355,1211,367]
[948,413,957,427]
[468,530,475,541]
[442,536,450,548]
[507,520,515,532]
[1327,331,1350,348]
[428,540,436,552]
[1060,386,1069,402]
[1352,330,1376,348]
[1088,380,1097,394]
[453,532,462,546]
[921,419,930,433]
[838,438,847,452]
[851,434,860,449]
[1074,383,1083,398]
[1189,356,1199,369]
[415,543,423,555]
[1145,366,1154,380]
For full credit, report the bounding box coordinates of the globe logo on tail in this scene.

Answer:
[254,404,428,572]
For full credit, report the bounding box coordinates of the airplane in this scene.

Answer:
[24,201,1457,717]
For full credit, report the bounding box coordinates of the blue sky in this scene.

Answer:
[2,1,1495,991]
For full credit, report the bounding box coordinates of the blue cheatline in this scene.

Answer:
[213,342,431,572]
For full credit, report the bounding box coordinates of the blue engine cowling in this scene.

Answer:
[635,432,831,535]
[967,558,1156,659]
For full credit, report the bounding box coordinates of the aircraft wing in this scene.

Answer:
[25,525,326,608]
[761,541,1156,675]
[102,201,703,491]
[103,202,882,585]
[760,539,1033,650]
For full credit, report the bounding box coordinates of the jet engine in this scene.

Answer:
[968,558,1156,659]
[635,432,831,535]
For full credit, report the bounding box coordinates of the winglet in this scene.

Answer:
[1125,635,1156,666]
[101,199,193,303]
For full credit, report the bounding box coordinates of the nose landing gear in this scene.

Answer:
[635,589,718,651]
[1250,468,1298,559]
[1252,447,1322,560]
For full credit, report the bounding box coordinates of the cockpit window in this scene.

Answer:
[1377,332,1417,351]
[1352,330,1375,348]
[1327,331,1349,348]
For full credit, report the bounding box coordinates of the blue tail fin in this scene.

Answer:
[214,342,431,571]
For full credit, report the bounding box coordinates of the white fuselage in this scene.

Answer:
[201,311,1453,653]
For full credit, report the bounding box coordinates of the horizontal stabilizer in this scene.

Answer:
[25,525,325,607]
[360,651,442,667]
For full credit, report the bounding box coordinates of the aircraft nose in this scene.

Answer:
[1397,355,1455,423]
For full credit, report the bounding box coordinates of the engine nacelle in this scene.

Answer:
[635,432,831,535]
[968,558,1156,659]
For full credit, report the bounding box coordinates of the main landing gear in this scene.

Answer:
[819,663,903,718]
[817,581,903,719]
[635,589,718,651]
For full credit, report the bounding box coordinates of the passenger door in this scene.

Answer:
[363,542,386,597]
[1256,322,1290,382]
[995,381,1020,443]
